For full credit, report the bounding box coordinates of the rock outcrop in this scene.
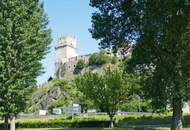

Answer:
[31,81,66,112]
[40,86,62,110]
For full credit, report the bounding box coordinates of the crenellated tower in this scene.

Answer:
[55,35,78,77]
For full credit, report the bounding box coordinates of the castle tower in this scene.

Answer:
[55,35,78,64]
[55,35,78,77]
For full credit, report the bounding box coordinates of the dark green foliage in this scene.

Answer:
[88,53,98,65]
[111,56,118,64]
[0,0,51,121]
[90,0,190,129]
[75,59,86,70]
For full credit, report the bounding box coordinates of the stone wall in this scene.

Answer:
[55,54,91,79]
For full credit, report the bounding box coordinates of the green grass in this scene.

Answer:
[18,128,133,130]
[151,127,190,130]
[1,114,190,130]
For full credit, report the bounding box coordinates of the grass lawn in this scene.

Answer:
[17,127,190,130]
[17,128,133,130]
[152,128,190,130]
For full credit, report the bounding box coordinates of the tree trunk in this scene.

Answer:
[10,115,15,130]
[4,114,9,130]
[171,100,183,130]
[109,115,114,128]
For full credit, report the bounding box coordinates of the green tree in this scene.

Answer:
[89,1,190,130]
[120,97,153,112]
[73,90,95,113]
[88,53,100,65]
[48,97,67,114]
[75,67,137,128]
[0,1,51,130]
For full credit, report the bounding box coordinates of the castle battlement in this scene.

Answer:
[54,35,133,78]
[56,35,77,48]
[67,54,91,63]
[55,35,78,64]
[55,35,92,78]
[55,53,91,78]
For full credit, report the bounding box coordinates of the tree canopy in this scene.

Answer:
[0,0,51,129]
[75,67,138,127]
[90,0,190,130]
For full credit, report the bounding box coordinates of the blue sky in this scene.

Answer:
[37,0,99,85]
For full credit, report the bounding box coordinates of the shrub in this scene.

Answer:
[14,118,110,128]
[88,52,112,66]
[88,53,98,66]
[75,59,86,70]
[0,114,189,129]
[97,51,112,65]
[111,56,118,64]
[48,96,67,114]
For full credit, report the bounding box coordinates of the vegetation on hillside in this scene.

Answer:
[28,78,96,114]
[29,79,74,113]
[88,51,115,66]
[75,59,86,70]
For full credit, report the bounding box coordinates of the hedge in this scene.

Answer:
[0,118,110,129]
[0,114,190,129]
[16,120,110,128]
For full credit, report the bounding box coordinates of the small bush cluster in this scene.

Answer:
[75,59,86,70]
[88,51,115,66]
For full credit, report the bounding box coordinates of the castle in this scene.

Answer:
[54,35,133,79]
[55,35,90,78]
[54,35,190,113]
[55,35,78,64]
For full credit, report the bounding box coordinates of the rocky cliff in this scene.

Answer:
[29,79,74,113]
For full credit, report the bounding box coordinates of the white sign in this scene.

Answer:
[39,110,47,116]
[53,108,62,115]
[87,109,97,113]
[64,104,81,116]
